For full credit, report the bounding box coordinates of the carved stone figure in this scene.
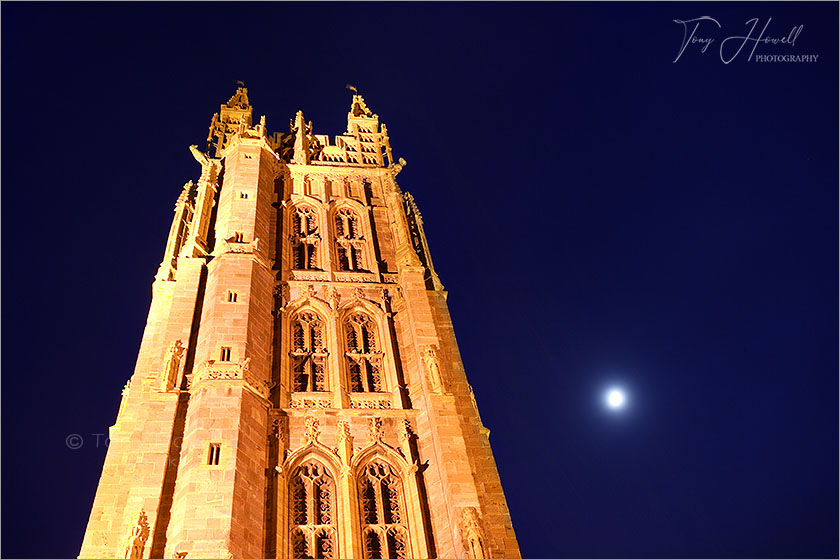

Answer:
[304,416,321,445]
[121,510,150,559]
[421,345,444,393]
[368,417,384,443]
[160,340,185,391]
[460,506,487,559]
[328,286,340,310]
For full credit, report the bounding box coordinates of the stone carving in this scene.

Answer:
[333,272,376,283]
[352,286,365,301]
[368,417,384,443]
[305,284,317,299]
[289,270,329,282]
[120,509,150,559]
[460,506,487,559]
[399,419,413,441]
[421,345,444,394]
[189,144,210,167]
[290,398,332,410]
[272,417,288,444]
[336,420,352,445]
[160,340,185,391]
[468,383,483,424]
[192,358,269,399]
[389,157,407,176]
[348,398,392,410]
[304,417,321,444]
[328,287,341,310]
[274,283,290,316]
[379,288,391,310]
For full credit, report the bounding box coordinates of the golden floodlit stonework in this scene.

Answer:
[79,88,520,559]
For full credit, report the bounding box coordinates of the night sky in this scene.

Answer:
[2,2,838,559]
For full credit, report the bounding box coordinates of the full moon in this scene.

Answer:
[606,388,626,409]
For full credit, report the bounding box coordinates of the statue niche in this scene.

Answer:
[421,345,444,394]
[160,340,185,391]
[460,506,487,559]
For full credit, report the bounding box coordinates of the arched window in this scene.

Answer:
[344,313,383,392]
[292,206,320,270]
[334,208,365,272]
[291,312,329,392]
[290,460,337,559]
[358,460,410,559]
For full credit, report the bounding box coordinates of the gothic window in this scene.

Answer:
[290,460,337,559]
[358,461,409,559]
[344,313,383,392]
[290,311,329,392]
[334,208,366,272]
[292,206,320,270]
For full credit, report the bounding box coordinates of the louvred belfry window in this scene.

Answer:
[358,461,410,559]
[292,207,320,270]
[344,313,383,392]
[290,460,337,559]
[334,208,366,272]
[291,312,329,392]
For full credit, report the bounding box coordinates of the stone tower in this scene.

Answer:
[79,88,520,559]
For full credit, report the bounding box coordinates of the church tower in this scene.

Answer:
[79,88,520,559]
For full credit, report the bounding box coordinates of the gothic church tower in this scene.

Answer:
[79,88,520,559]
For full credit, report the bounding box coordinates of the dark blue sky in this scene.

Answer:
[2,2,838,558]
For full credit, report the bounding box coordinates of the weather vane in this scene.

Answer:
[346,84,358,94]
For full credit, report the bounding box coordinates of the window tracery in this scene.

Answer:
[334,208,366,271]
[290,460,337,559]
[292,206,320,270]
[344,313,383,392]
[290,312,329,392]
[358,460,409,559]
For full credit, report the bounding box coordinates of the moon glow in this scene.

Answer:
[606,388,626,409]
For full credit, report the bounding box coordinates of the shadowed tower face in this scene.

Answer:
[78,88,520,559]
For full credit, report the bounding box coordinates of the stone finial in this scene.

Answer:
[350,94,374,118]
[292,110,310,165]
[227,86,250,109]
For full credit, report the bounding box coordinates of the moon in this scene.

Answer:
[605,388,627,409]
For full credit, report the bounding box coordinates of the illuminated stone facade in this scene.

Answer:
[79,88,520,559]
